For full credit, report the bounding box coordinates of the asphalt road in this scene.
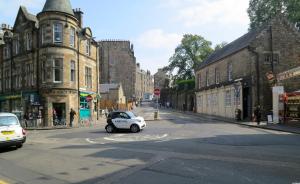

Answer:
[1,104,300,184]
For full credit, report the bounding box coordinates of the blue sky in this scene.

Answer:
[0,0,250,74]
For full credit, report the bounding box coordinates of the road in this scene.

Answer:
[1,103,300,184]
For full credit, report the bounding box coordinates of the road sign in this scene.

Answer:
[154,88,160,96]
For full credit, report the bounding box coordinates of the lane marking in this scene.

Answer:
[103,134,168,142]
[85,138,97,144]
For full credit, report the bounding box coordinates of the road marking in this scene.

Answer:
[103,134,168,142]
[0,180,9,184]
[85,138,97,144]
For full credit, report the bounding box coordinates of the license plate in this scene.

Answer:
[1,131,15,135]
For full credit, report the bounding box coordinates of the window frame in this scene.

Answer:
[70,60,76,82]
[227,63,233,81]
[215,67,220,84]
[53,58,63,83]
[53,23,63,44]
[26,32,32,51]
[86,39,91,56]
[85,66,92,88]
[70,27,75,47]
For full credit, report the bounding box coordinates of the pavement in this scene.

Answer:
[142,106,300,134]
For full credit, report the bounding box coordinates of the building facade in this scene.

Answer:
[195,17,300,120]
[98,40,136,101]
[0,0,99,127]
[135,63,154,101]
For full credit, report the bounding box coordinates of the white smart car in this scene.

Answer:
[0,113,26,148]
[106,111,146,133]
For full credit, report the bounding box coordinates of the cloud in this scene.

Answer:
[160,0,249,28]
[135,29,182,50]
[133,29,183,73]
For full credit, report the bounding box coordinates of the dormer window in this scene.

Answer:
[53,23,63,44]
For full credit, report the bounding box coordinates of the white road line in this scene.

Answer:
[103,134,169,142]
[85,138,97,144]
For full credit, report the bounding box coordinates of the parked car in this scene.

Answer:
[0,113,26,148]
[105,111,146,133]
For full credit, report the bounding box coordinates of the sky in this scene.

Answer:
[0,0,250,74]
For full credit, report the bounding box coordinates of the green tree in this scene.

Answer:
[248,0,300,30]
[214,42,228,51]
[165,34,213,81]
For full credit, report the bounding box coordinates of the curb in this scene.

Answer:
[164,109,300,135]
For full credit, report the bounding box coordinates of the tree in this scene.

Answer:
[165,34,213,81]
[214,42,228,51]
[248,0,300,30]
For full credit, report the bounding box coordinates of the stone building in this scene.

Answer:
[100,83,126,110]
[195,17,300,120]
[98,40,136,101]
[135,63,154,101]
[0,0,99,127]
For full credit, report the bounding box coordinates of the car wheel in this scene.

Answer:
[106,124,115,133]
[130,124,140,133]
[16,144,23,148]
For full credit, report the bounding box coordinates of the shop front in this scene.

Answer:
[279,92,300,124]
[80,92,95,120]
[0,92,42,127]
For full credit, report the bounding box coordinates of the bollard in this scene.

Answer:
[154,110,159,120]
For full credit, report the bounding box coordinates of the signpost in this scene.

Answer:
[154,88,160,119]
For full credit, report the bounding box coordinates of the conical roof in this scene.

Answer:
[42,0,74,16]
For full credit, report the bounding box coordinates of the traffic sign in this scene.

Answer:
[154,88,160,96]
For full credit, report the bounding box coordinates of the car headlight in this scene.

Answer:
[137,119,142,123]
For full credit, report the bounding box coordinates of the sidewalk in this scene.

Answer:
[172,109,300,134]
[25,117,106,131]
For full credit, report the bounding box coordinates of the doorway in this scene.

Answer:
[53,103,66,126]
[243,87,251,120]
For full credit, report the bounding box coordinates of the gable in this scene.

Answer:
[13,6,38,30]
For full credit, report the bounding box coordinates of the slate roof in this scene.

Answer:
[198,28,261,70]
[42,0,75,16]
[20,6,38,23]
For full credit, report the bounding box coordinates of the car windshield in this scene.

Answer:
[126,112,137,118]
[0,116,19,126]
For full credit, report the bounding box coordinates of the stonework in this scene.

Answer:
[154,68,170,89]
[98,40,136,101]
[135,63,154,101]
[195,17,300,120]
[0,0,99,127]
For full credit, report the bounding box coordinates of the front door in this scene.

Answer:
[243,87,251,120]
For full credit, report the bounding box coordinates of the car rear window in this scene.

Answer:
[0,116,19,126]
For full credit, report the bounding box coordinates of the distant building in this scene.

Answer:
[135,63,154,101]
[154,68,170,89]
[0,0,99,127]
[98,40,136,101]
[100,83,126,110]
[195,17,300,120]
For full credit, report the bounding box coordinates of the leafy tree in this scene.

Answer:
[165,34,213,81]
[214,42,228,51]
[248,0,300,30]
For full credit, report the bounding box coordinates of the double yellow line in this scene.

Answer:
[0,180,9,184]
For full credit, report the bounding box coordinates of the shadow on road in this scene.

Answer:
[54,133,300,184]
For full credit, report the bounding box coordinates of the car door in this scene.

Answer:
[111,112,123,129]
[119,112,131,129]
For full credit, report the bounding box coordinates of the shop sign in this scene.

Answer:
[277,66,300,81]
